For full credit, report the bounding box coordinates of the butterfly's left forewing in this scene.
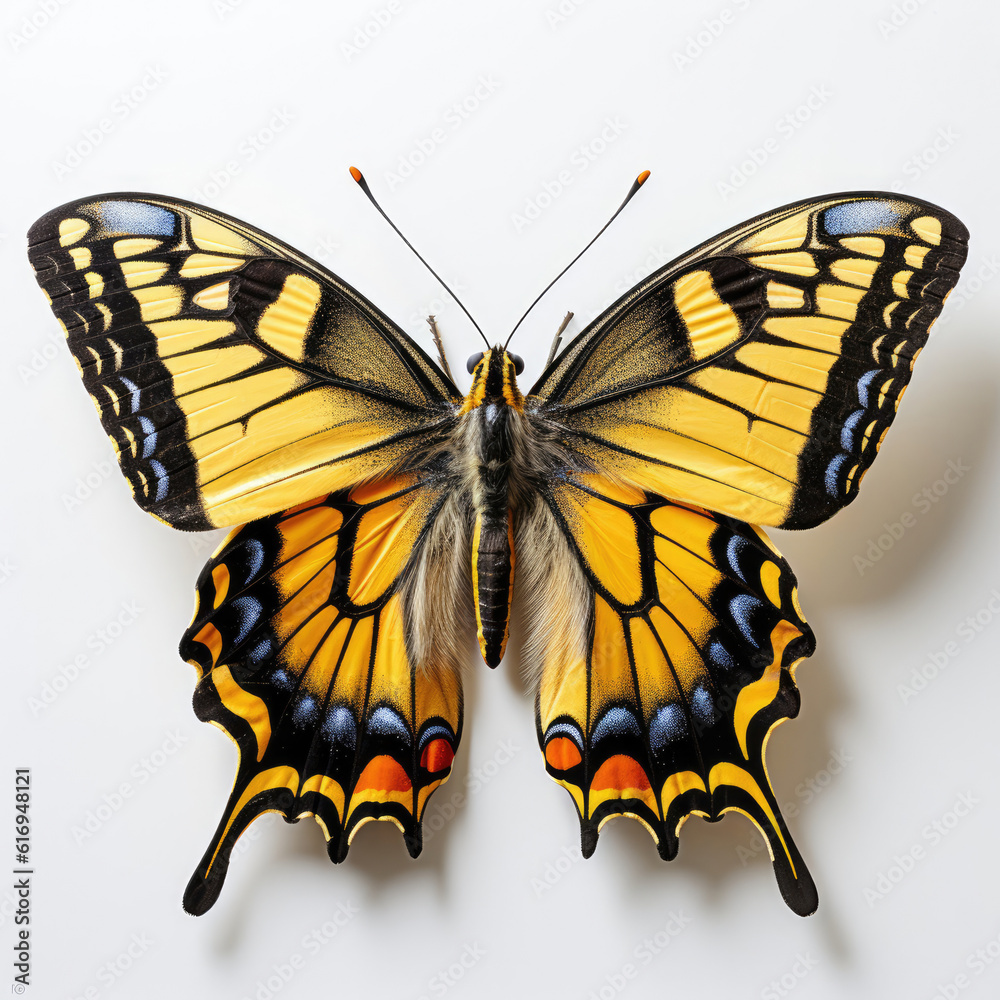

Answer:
[179,473,467,914]
[526,475,817,913]
[27,194,460,530]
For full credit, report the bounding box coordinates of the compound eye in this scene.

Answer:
[466,352,485,374]
[509,353,524,376]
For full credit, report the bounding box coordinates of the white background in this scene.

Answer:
[2,1,999,998]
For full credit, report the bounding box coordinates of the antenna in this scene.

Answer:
[349,167,490,349]
[503,170,650,349]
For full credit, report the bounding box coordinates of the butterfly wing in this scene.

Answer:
[520,475,816,914]
[529,193,969,528]
[180,473,469,914]
[27,194,459,530]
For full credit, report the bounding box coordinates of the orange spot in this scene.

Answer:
[545,737,582,770]
[591,755,651,792]
[637,169,651,185]
[192,623,223,667]
[349,166,363,182]
[355,754,411,794]
[420,739,455,773]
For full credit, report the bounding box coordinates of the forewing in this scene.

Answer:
[529,193,968,528]
[179,473,464,914]
[528,475,817,915]
[27,194,460,530]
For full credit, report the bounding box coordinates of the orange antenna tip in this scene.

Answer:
[349,166,363,183]
[637,169,651,185]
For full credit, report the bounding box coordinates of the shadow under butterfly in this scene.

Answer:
[26,170,968,915]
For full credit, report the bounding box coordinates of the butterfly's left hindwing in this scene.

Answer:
[179,474,465,915]
[528,476,818,914]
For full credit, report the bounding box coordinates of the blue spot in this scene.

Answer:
[840,409,864,451]
[241,537,266,583]
[323,706,357,748]
[292,695,319,728]
[270,668,293,691]
[229,595,262,644]
[138,415,157,458]
[100,200,176,236]
[649,705,687,753]
[729,594,765,646]
[418,724,455,751]
[708,640,735,671]
[690,687,715,727]
[544,721,584,750]
[246,636,273,665]
[823,200,901,235]
[592,706,641,746]
[119,376,141,413]
[726,536,749,581]
[824,453,849,496]
[148,459,169,502]
[857,369,880,407]
[368,706,411,743]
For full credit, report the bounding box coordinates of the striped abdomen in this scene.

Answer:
[472,507,514,667]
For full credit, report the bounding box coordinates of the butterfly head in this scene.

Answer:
[461,346,524,413]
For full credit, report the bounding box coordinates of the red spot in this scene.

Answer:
[355,755,411,793]
[591,755,651,792]
[545,737,582,771]
[420,739,455,773]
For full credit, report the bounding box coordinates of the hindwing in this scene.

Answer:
[179,473,466,914]
[525,475,817,914]
[27,194,459,530]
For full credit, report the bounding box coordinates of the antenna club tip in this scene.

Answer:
[637,170,651,185]
[349,166,363,183]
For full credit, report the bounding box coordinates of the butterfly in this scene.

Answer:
[27,180,967,916]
